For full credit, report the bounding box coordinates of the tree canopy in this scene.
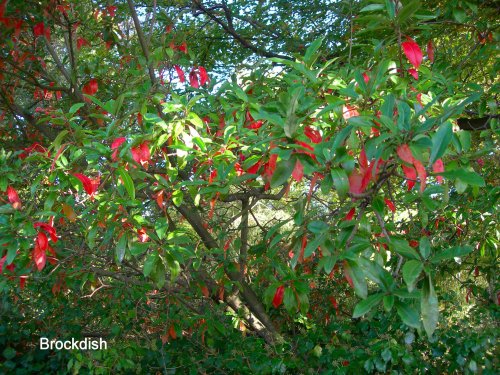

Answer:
[0,0,498,373]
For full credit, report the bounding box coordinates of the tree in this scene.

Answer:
[0,0,498,373]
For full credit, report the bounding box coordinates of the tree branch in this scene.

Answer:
[192,0,291,60]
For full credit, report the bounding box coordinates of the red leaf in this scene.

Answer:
[73,173,95,195]
[343,104,359,120]
[89,78,98,94]
[34,222,57,242]
[304,126,322,143]
[359,148,368,170]
[427,40,434,63]
[343,260,354,289]
[155,190,165,209]
[208,194,218,219]
[432,159,444,183]
[412,159,427,192]
[299,235,307,262]
[245,110,254,123]
[33,22,44,37]
[348,171,364,194]
[263,154,278,189]
[33,242,46,271]
[18,275,27,289]
[173,65,185,83]
[402,38,423,69]
[363,72,370,83]
[44,25,51,42]
[329,296,339,310]
[246,160,261,174]
[198,66,209,86]
[76,37,90,50]
[201,284,209,298]
[292,159,304,182]
[272,285,285,308]
[137,227,149,243]
[169,325,177,339]
[344,207,356,221]
[247,120,264,130]
[7,186,21,209]
[401,165,417,190]
[82,78,98,96]
[36,232,48,251]
[360,164,374,192]
[209,169,217,184]
[111,137,126,161]
[416,93,423,106]
[189,70,199,88]
[397,144,414,164]
[408,68,419,80]
[106,5,117,17]
[384,198,396,213]
[131,141,150,168]
[0,255,6,273]
[178,42,188,54]
[295,140,316,160]
[0,0,6,18]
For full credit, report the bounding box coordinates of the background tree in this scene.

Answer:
[0,0,498,373]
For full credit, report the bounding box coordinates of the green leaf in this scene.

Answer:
[51,130,69,151]
[438,169,485,186]
[283,287,296,313]
[421,275,439,338]
[297,292,309,314]
[271,158,294,188]
[171,190,183,206]
[383,295,394,312]
[430,245,473,263]
[155,217,169,240]
[117,167,135,200]
[396,0,421,23]
[402,260,423,292]
[143,252,158,277]
[360,4,385,12]
[284,87,304,138]
[352,293,384,318]
[129,242,149,256]
[385,0,396,18]
[6,243,16,265]
[430,122,452,164]
[331,168,349,198]
[419,236,431,259]
[389,238,420,260]
[68,103,85,115]
[303,37,323,67]
[358,257,394,291]
[345,259,367,299]
[395,301,420,329]
[307,221,329,234]
[115,234,127,264]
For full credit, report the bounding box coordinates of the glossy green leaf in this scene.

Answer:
[402,260,423,292]
[421,275,439,338]
[430,122,452,164]
[395,301,420,329]
[353,293,384,318]
[430,245,473,263]
[117,167,135,200]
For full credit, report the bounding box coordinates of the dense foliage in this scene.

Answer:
[0,0,498,373]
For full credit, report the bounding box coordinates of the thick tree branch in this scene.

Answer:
[174,201,281,344]
[239,198,249,281]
